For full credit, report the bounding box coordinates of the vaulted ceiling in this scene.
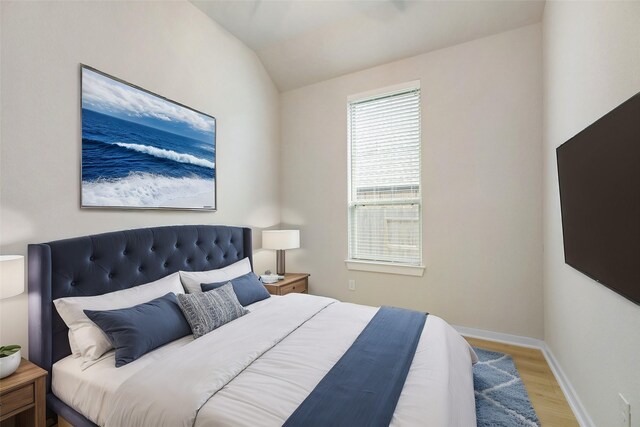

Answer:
[191,0,545,91]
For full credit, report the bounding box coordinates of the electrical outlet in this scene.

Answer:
[348,279,356,291]
[619,393,630,427]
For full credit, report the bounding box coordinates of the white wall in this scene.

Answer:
[543,2,640,426]
[0,1,280,353]
[280,24,543,339]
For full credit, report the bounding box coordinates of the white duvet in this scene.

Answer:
[53,294,477,427]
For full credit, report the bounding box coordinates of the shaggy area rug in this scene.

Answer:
[473,347,541,427]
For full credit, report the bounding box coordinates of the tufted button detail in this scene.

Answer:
[175,243,181,248]
[206,256,211,260]
[138,266,144,271]
[89,256,95,261]
[70,281,76,286]
[196,241,201,245]
[214,240,219,245]
[186,259,191,264]
[150,246,155,252]
[123,250,128,256]
[108,273,114,279]
[164,262,169,268]
[223,254,228,259]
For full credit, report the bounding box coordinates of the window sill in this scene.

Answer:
[345,260,426,277]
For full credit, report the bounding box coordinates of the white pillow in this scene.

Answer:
[68,331,80,358]
[54,272,184,369]
[179,258,252,294]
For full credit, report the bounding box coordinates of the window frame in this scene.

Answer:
[345,81,425,277]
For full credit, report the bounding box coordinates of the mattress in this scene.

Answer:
[53,294,476,426]
[194,300,477,427]
[52,296,277,425]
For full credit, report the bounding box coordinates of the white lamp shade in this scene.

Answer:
[0,255,25,299]
[262,230,300,250]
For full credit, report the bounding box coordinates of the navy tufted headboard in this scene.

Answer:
[28,225,252,425]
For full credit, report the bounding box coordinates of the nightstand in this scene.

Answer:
[263,273,309,296]
[0,358,47,427]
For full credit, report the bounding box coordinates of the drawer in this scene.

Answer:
[279,279,308,295]
[1,383,34,415]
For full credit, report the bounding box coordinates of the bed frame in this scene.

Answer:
[28,225,253,427]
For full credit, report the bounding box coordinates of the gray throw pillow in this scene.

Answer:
[177,283,249,339]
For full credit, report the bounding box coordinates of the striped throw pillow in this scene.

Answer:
[177,283,249,339]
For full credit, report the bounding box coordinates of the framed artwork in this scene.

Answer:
[80,65,216,210]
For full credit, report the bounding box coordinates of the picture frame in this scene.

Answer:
[80,65,216,211]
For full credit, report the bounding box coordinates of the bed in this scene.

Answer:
[28,225,477,427]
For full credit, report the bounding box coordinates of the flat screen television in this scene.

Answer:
[556,92,640,305]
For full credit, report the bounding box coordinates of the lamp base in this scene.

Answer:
[276,250,286,275]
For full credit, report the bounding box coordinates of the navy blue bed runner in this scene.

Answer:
[283,306,428,427]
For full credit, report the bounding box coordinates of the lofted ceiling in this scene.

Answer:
[191,0,545,92]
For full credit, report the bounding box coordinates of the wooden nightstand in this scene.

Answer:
[263,273,309,296]
[0,358,47,427]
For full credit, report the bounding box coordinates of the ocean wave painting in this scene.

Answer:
[81,66,216,210]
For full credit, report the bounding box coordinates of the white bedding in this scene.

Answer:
[52,296,276,425]
[53,335,192,425]
[53,294,477,427]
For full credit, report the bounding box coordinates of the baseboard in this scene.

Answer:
[453,325,595,427]
[541,344,596,427]
[453,324,545,349]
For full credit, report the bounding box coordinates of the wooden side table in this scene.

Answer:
[0,358,47,427]
[263,273,309,296]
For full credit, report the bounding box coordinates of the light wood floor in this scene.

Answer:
[466,337,579,427]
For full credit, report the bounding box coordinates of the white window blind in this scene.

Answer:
[348,86,422,266]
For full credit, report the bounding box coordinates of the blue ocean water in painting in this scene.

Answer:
[82,108,216,208]
[82,109,215,181]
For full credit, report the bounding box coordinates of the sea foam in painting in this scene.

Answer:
[81,67,216,209]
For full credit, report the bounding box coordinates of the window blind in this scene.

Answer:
[348,87,422,266]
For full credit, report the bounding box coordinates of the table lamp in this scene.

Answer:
[0,255,24,300]
[0,255,25,379]
[262,230,300,275]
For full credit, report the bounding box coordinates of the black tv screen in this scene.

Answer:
[557,92,640,305]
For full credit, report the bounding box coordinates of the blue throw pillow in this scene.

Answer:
[201,272,270,306]
[84,293,191,367]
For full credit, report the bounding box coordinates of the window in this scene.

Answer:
[347,82,424,275]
